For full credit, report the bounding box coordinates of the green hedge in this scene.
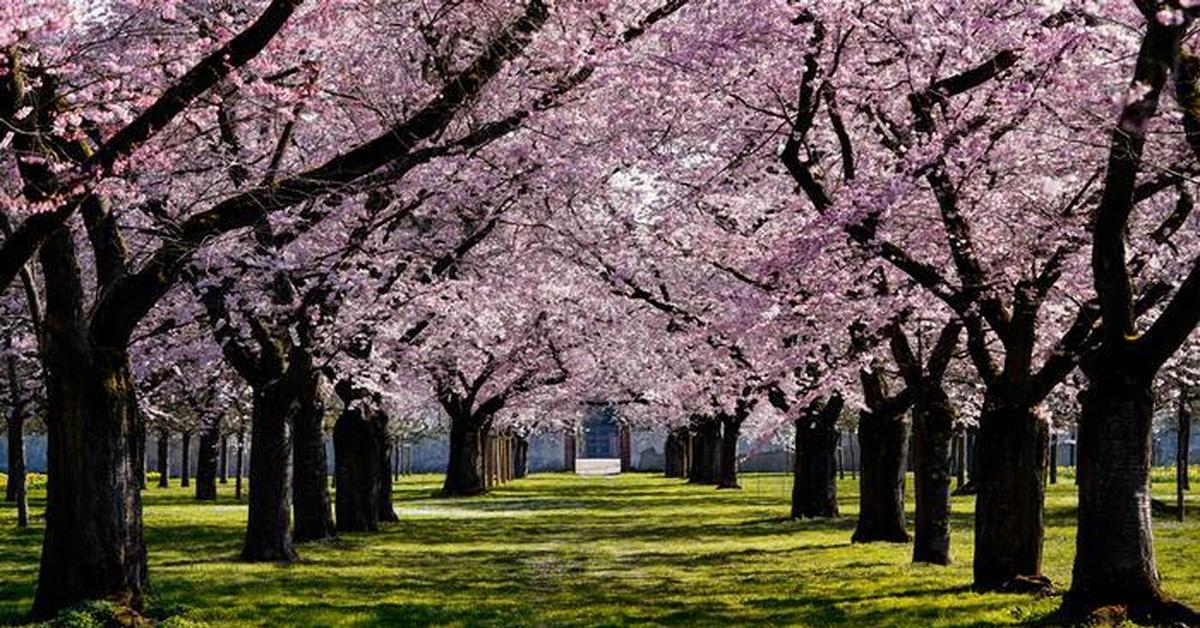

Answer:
[0,473,167,491]
[0,473,48,492]
[1055,465,1200,485]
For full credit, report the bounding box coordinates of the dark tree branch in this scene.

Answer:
[89,0,551,346]
[0,0,302,293]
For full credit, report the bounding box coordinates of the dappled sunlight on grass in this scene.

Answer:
[2,471,1200,626]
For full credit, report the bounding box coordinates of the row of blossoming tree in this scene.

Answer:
[2,0,1200,625]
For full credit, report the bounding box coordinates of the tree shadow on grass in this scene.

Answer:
[0,474,1103,627]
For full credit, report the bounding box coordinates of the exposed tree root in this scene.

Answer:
[996,575,1056,596]
[1058,594,1200,626]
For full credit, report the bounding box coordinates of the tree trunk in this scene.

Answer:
[793,396,843,519]
[156,429,170,488]
[180,430,191,488]
[135,417,146,491]
[514,436,529,479]
[443,413,486,496]
[564,431,576,472]
[499,436,509,483]
[1180,391,1192,500]
[195,423,219,501]
[219,435,229,484]
[333,405,379,533]
[664,430,680,478]
[838,438,845,480]
[1063,370,1197,622]
[954,429,966,491]
[1049,433,1058,485]
[291,374,335,543]
[6,351,30,511]
[716,417,742,489]
[35,349,148,617]
[687,419,720,485]
[618,424,632,472]
[852,408,909,543]
[968,426,978,488]
[953,427,979,496]
[7,408,28,527]
[973,395,1048,591]
[482,433,493,489]
[665,428,688,478]
[371,407,398,522]
[6,412,25,503]
[32,232,147,618]
[241,383,297,562]
[235,431,245,501]
[912,388,953,565]
[14,469,27,528]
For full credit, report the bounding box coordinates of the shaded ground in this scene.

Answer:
[1,471,1199,626]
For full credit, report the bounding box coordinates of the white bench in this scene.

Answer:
[575,458,622,476]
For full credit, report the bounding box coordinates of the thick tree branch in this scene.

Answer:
[0,0,301,293]
[1092,19,1183,344]
[89,0,551,346]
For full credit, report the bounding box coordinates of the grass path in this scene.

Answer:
[2,472,1200,626]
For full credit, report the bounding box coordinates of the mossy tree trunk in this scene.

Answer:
[32,229,147,618]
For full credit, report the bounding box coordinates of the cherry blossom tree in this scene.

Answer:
[1065,3,1200,621]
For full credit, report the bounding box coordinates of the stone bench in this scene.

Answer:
[575,458,622,476]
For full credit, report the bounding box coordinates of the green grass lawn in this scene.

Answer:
[1,471,1199,627]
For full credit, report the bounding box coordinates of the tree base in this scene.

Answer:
[336,520,378,534]
[990,575,1054,595]
[792,512,838,520]
[716,483,742,490]
[437,487,487,498]
[293,530,337,544]
[951,481,977,496]
[240,545,298,563]
[911,551,951,566]
[237,547,296,561]
[1058,594,1199,627]
[852,530,910,544]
